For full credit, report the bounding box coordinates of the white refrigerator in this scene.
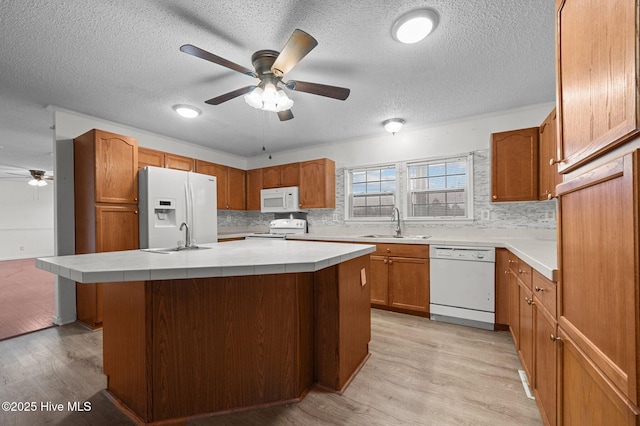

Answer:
[139,166,217,248]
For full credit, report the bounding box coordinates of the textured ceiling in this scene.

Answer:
[0,0,555,176]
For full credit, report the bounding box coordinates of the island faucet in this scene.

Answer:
[391,207,402,237]
[179,222,191,248]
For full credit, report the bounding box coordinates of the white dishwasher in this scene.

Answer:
[429,245,495,330]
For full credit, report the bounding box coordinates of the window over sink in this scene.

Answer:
[345,153,473,222]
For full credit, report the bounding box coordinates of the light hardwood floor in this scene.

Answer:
[0,309,541,425]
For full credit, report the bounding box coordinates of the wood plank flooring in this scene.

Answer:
[0,309,542,425]
[0,258,54,341]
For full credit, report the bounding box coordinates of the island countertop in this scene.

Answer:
[36,239,376,284]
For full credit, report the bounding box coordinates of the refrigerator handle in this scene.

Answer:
[189,182,195,244]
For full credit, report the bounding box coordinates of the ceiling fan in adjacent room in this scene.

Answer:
[0,168,54,186]
[180,29,350,121]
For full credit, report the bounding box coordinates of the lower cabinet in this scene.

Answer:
[535,302,557,426]
[369,244,429,316]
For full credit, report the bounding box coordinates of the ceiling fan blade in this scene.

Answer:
[271,29,318,77]
[180,44,256,77]
[205,86,257,105]
[277,110,294,121]
[285,80,350,100]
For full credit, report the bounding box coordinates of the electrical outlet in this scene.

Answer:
[333,212,339,221]
[545,210,556,220]
[481,210,490,220]
[19,246,24,251]
[226,215,231,222]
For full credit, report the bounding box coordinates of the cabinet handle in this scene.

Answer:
[386,248,391,253]
[549,158,566,166]
[508,259,515,264]
[384,259,388,264]
[534,286,544,292]
[388,260,393,265]
[550,334,561,342]
[547,193,555,200]
[134,210,138,214]
[134,197,138,201]
[525,297,535,306]
[518,269,523,274]
[492,195,498,200]
[504,270,509,275]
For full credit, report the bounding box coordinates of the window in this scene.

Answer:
[348,165,396,218]
[407,154,472,219]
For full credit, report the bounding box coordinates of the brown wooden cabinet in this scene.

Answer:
[557,152,640,410]
[138,147,165,169]
[299,158,336,209]
[534,295,558,426]
[195,160,246,210]
[262,163,299,188]
[165,153,194,171]
[491,127,539,202]
[539,108,562,200]
[246,168,263,210]
[556,0,639,173]
[495,248,510,328]
[73,129,139,329]
[368,244,429,316]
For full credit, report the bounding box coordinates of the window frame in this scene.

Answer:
[344,153,474,223]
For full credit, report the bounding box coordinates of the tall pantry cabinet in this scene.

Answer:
[555,0,640,424]
[74,129,139,329]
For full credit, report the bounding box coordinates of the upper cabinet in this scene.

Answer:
[165,153,195,171]
[246,169,263,211]
[75,129,139,205]
[556,0,639,173]
[195,160,246,210]
[538,108,562,200]
[262,163,300,188]
[138,147,165,169]
[299,158,336,209]
[491,127,539,202]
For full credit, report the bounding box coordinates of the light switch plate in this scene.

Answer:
[481,210,490,220]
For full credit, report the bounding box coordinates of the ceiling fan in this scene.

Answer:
[180,29,350,121]
[0,168,54,186]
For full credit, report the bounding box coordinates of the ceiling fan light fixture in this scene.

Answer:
[392,9,438,44]
[244,86,294,113]
[28,178,47,186]
[383,118,405,135]
[172,104,202,118]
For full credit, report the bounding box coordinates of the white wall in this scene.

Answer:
[0,179,54,260]
[247,102,555,169]
[53,107,248,170]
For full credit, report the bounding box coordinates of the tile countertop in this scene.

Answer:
[36,239,376,284]
[286,234,558,282]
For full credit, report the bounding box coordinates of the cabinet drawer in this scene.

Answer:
[516,260,533,289]
[374,243,429,258]
[508,252,519,273]
[532,270,557,318]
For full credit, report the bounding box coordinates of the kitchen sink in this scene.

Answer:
[359,234,430,239]
[141,246,212,254]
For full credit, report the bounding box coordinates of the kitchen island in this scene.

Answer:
[37,239,375,424]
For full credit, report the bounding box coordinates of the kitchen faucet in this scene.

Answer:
[179,222,191,248]
[391,207,402,237]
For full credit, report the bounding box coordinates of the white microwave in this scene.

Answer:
[260,186,302,213]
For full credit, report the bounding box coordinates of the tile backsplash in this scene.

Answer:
[219,150,557,239]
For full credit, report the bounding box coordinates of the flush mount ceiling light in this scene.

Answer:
[27,169,48,186]
[383,118,405,135]
[172,104,202,118]
[392,9,438,44]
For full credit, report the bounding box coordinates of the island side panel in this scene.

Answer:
[102,280,151,422]
[314,254,371,391]
[150,273,314,421]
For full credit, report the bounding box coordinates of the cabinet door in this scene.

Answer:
[534,304,557,426]
[138,147,165,169]
[246,169,262,210]
[556,0,638,173]
[227,167,246,210]
[518,281,534,381]
[280,163,300,187]
[508,271,520,348]
[94,131,138,204]
[165,153,194,171]
[300,158,336,209]
[558,328,639,426]
[495,248,510,327]
[539,109,562,200]
[262,167,281,189]
[95,204,139,252]
[557,152,638,404]
[369,255,389,306]
[388,256,429,314]
[491,127,539,202]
